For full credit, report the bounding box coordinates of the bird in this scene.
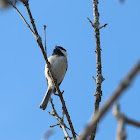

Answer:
[39,46,68,110]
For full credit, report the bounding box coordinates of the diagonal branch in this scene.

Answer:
[125,117,140,128]
[87,17,96,29]
[12,1,77,139]
[98,24,108,29]
[79,61,140,140]
[49,98,71,140]
[9,2,35,36]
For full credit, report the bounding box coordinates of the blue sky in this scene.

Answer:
[0,0,140,140]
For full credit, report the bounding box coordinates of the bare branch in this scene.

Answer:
[12,2,77,139]
[79,61,140,140]
[113,104,126,140]
[50,123,59,128]
[125,117,140,128]
[49,98,71,140]
[89,0,105,139]
[116,118,126,140]
[11,1,76,138]
[92,76,96,83]
[113,103,140,140]
[9,2,35,36]
[87,17,96,29]
[98,24,108,29]
[87,17,107,30]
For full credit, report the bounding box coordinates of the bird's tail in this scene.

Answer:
[39,88,53,110]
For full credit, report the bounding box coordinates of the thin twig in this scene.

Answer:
[87,17,96,29]
[98,24,108,29]
[9,2,35,36]
[16,1,77,139]
[50,124,59,128]
[79,61,140,140]
[92,76,96,83]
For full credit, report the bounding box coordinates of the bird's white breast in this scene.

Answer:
[45,55,67,88]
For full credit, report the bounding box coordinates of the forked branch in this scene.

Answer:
[113,103,140,140]
[49,98,71,140]
[79,61,140,140]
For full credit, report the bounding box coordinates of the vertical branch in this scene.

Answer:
[88,0,106,139]
[92,0,102,112]
[113,104,126,140]
[116,119,126,140]
[92,1,102,112]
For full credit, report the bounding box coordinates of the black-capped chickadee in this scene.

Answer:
[39,46,68,110]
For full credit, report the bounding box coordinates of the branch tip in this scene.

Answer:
[99,23,108,29]
[92,76,96,83]
[50,123,59,128]
[44,25,47,29]
[62,90,64,94]
[87,17,96,29]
